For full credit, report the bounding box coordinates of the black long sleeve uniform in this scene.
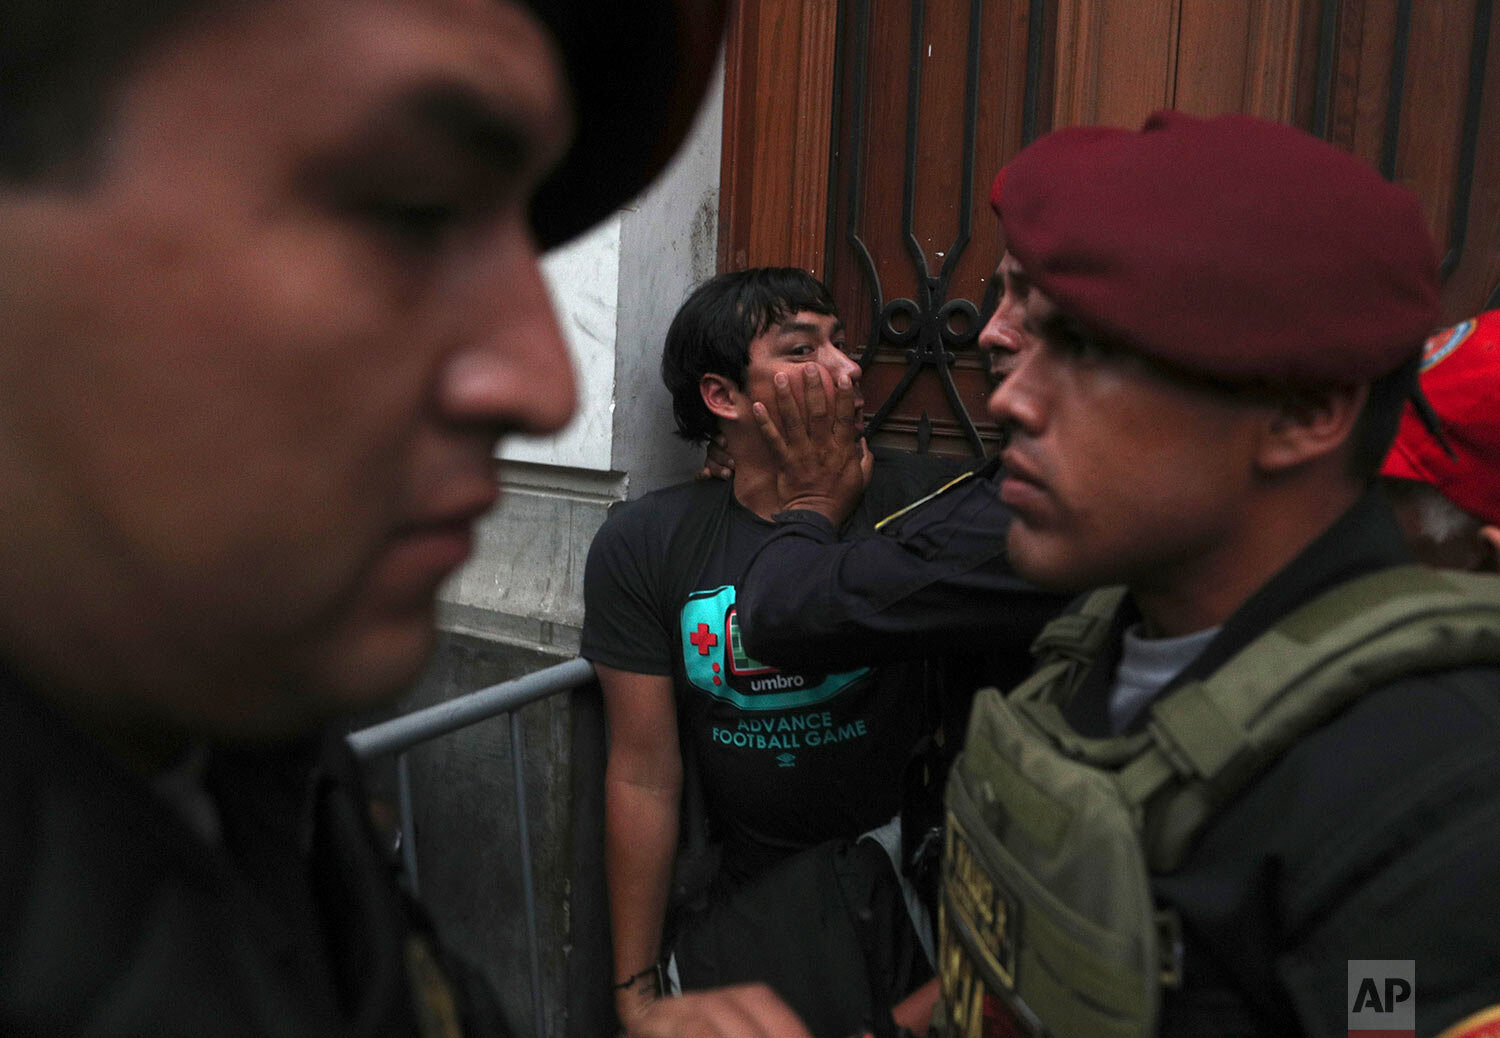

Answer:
[737,457,1068,689]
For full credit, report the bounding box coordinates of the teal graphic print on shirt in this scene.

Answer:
[680,585,868,710]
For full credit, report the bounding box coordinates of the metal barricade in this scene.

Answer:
[347,656,594,1038]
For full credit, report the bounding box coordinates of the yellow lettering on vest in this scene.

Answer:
[939,912,982,1038]
[943,815,1016,989]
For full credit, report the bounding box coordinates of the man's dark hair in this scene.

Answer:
[0,1,232,185]
[661,267,838,443]
[1347,351,1421,480]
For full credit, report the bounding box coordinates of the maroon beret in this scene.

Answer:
[992,110,1442,384]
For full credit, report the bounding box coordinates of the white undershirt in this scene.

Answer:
[1107,623,1221,734]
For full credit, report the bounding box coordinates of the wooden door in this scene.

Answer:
[721,0,1499,455]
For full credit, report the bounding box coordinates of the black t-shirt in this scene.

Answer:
[581,450,964,883]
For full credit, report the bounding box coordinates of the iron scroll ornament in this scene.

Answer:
[836,0,1498,453]
[838,0,1004,458]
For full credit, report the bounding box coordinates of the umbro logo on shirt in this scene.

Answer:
[678,585,868,710]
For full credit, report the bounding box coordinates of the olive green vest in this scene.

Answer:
[937,566,1500,1038]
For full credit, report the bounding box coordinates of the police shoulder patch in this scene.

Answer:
[875,470,979,532]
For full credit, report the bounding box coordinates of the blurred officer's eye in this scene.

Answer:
[355,198,464,251]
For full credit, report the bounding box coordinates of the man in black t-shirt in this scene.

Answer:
[583,268,967,1033]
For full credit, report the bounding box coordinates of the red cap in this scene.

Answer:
[990,111,1442,384]
[1381,310,1500,526]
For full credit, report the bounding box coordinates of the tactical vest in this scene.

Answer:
[936,566,1500,1038]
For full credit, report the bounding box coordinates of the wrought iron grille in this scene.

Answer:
[830,0,1043,457]
[834,0,1497,456]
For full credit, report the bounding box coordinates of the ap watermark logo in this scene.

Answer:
[1349,960,1414,1038]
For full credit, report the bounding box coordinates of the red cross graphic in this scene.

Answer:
[689,623,718,655]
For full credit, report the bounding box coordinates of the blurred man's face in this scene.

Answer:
[0,0,577,739]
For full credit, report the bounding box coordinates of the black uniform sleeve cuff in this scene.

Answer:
[770,509,839,537]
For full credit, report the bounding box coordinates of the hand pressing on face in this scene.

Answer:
[752,364,873,527]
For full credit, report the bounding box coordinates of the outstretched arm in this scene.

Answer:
[737,465,1069,671]
[598,663,684,1025]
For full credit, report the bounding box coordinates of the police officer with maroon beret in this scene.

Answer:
[738,111,1500,1037]
[936,111,1500,1038]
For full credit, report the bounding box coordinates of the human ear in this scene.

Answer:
[699,373,743,424]
[1255,383,1368,474]
[1478,525,1500,574]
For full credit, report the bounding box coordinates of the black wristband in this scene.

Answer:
[613,962,663,996]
